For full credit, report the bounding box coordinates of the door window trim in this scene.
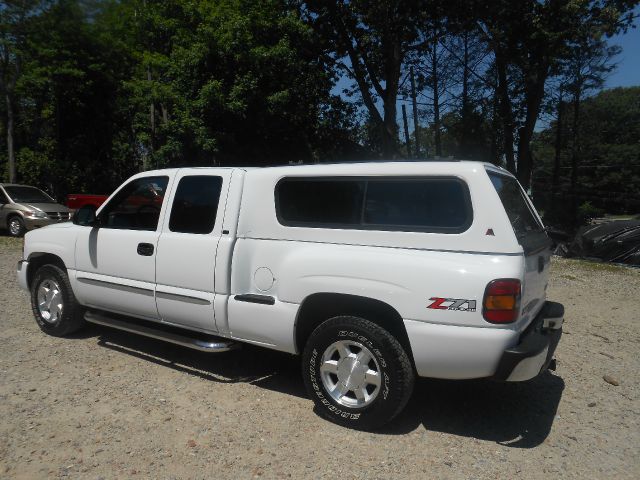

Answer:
[97,175,169,232]
[168,175,224,235]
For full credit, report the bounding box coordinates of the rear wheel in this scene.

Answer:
[8,216,25,237]
[30,265,85,337]
[302,316,414,430]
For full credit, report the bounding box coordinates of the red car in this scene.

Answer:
[66,194,109,211]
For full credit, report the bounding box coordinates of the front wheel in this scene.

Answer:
[30,265,85,337]
[8,216,25,237]
[302,316,414,430]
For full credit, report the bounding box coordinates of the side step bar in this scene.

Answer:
[85,311,240,353]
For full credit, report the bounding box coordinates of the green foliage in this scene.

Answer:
[0,0,636,204]
[16,142,55,187]
[121,0,357,168]
[577,201,605,225]
[533,87,640,221]
[1,0,361,196]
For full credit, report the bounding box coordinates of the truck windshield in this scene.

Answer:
[4,186,54,204]
[487,172,543,237]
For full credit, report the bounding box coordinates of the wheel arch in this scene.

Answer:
[27,253,67,289]
[294,292,414,365]
[6,211,24,222]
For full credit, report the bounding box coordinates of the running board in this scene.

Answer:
[84,311,239,353]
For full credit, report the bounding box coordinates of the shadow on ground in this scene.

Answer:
[78,323,564,447]
[385,372,565,447]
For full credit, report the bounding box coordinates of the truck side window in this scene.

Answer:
[276,177,472,233]
[100,176,169,231]
[488,172,543,237]
[364,179,471,230]
[169,175,223,234]
[276,179,364,226]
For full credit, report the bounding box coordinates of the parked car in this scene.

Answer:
[0,183,72,237]
[16,161,564,429]
[66,193,109,211]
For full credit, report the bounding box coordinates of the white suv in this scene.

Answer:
[17,161,563,429]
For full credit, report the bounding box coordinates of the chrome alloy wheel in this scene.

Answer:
[9,218,22,236]
[37,279,64,323]
[320,340,382,408]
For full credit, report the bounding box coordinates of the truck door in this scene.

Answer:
[74,175,171,320]
[155,169,232,333]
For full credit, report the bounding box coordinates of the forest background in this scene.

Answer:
[1,0,638,229]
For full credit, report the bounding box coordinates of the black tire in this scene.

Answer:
[8,215,26,237]
[302,316,414,430]
[30,264,85,337]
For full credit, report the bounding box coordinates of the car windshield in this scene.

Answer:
[4,186,54,203]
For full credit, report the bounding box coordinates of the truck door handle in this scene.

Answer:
[137,243,154,256]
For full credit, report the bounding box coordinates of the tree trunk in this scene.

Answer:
[410,66,420,158]
[402,104,412,158]
[161,103,169,124]
[516,66,548,191]
[460,33,470,158]
[551,91,564,198]
[380,38,401,158]
[329,3,399,158]
[490,71,500,164]
[147,66,156,169]
[495,55,515,173]
[382,91,399,158]
[432,45,441,157]
[570,88,581,194]
[5,90,16,183]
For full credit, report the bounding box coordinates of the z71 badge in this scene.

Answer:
[427,297,477,312]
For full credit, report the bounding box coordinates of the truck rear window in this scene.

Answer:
[487,172,543,237]
[276,177,472,233]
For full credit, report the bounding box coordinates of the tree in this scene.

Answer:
[535,25,622,219]
[146,0,351,166]
[533,87,640,223]
[474,0,636,189]
[2,0,359,196]
[302,0,427,157]
[14,0,137,197]
[562,37,621,195]
[0,0,45,183]
[417,33,457,157]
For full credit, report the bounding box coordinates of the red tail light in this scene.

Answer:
[482,279,521,323]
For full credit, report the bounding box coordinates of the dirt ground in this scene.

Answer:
[1,235,638,479]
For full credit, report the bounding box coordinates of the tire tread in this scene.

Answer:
[303,315,414,430]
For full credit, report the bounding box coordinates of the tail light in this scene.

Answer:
[482,279,521,323]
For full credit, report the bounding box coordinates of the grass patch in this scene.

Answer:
[603,214,638,221]
[576,260,629,273]
[560,274,579,280]
[0,236,22,250]
[559,257,638,274]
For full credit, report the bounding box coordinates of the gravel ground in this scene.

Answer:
[1,236,638,479]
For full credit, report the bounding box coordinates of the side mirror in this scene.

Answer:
[73,204,99,227]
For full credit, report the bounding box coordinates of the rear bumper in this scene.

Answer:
[492,301,564,381]
[404,320,519,379]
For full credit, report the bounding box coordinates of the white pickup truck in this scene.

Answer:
[17,161,563,429]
